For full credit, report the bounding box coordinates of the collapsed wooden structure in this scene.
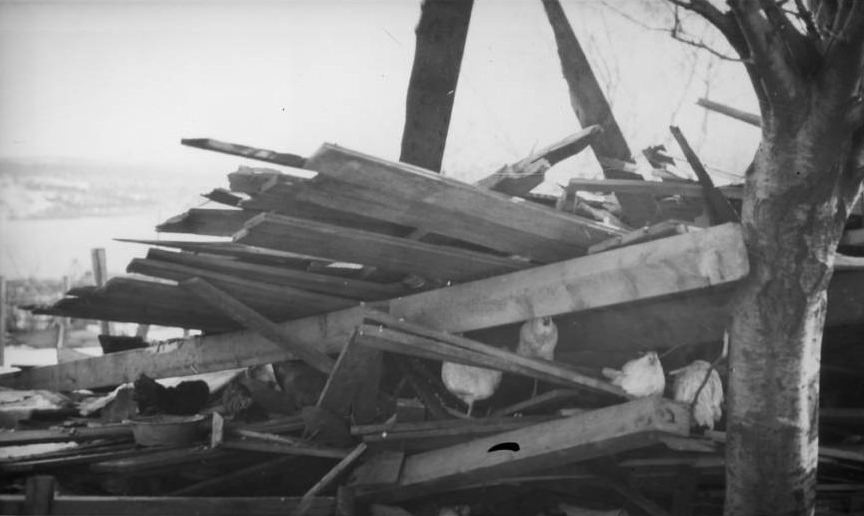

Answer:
[3,1,864,514]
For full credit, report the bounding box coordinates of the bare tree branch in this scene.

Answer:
[793,0,821,41]
[728,0,805,107]
[758,0,822,75]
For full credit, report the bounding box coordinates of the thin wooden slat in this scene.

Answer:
[218,439,349,459]
[181,138,307,169]
[696,98,762,127]
[567,179,743,200]
[236,212,527,282]
[295,443,368,516]
[355,322,626,398]
[228,165,304,195]
[303,144,623,259]
[138,248,405,300]
[669,126,739,224]
[0,496,335,516]
[156,209,253,237]
[355,397,690,502]
[1,223,750,391]
[202,188,244,207]
[0,425,132,446]
[116,239,323,270]
[181,277,335,374]
[588,220,700,254]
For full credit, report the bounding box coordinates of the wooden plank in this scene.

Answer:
[181,277,335,374]
[1,223,749,391]
[295,443,368,516]
[0,496,335,516]
[349,451,405,488]
[491,389,583,417]
[476,126,602,196]
[588,220,699,255]
[181,138,307,169]
[116,239,319,269]
[541,0,659,227]
[137,248,405,300]
[354,397,690,502]
[218,439,350,459]
[303,144,623,259]
[156,209,253,237]
[317,333,382,424]
[696,98,762,127]
[389,222,747,332]
[399,0,473,173]
[202,188,243,207]
[567,178,743,200]
[236,212,527,282]
[228,165,303,195]
[669,126,739,224]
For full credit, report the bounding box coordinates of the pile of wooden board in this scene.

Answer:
[2,139,863,516]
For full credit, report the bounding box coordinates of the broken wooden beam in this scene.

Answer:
[156,208,253,237]
[354,397,690,502]
[0,223,749,391]
[181,277,335,374]
[669,126,739,224]
[476,126,602,196]
[588,220,699,255]
[181,138,308,169]
[541,0,659,227]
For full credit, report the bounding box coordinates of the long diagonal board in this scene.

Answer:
[0,224,748,391]
[352,397,690,502]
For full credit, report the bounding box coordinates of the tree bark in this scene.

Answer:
[725,104,861,515]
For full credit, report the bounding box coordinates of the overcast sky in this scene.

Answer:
[0,0,762,278]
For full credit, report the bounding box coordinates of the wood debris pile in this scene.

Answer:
[1,136,862,516]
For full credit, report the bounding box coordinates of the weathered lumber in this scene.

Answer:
[304,144,622,260]
[399,0,473,173]
[0,495,335,516]
[567,178,743,200]
[219,439,349,459]
[669,126,739,224]
[236,212,527,282]
[541,0,659,227]
[228,165,303,194]
[354,397,690,502]
[181,277,335,374]
[588,220,699,254]
[0,223,749,391]
[476,126,602,196]
[181,138,307,169]
[389,222,747,332]
[696,98,762,127]
[317,334,382,424]
[202,188,243,208]
[116,239,318,269]
[295,443,368,516]
[156,208,253,237]
[136,248,404,300]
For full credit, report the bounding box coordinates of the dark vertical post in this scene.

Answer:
[400,0,474,172]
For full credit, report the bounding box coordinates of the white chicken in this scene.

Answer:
[670,360,724,429]
[516,317,559,397]
[601,351,665,398]
[441,362,503,418]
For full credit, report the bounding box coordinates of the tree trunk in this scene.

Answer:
[725,112,856,515]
